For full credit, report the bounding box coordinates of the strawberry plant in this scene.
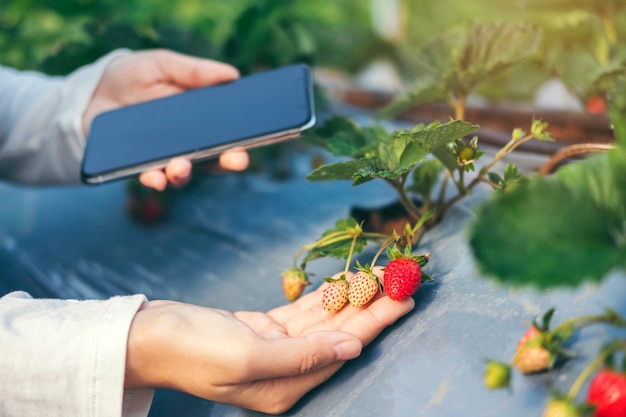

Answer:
[282,22,556,303]
[282,17,626,415]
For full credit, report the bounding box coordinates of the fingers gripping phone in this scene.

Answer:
[81,64,316,184]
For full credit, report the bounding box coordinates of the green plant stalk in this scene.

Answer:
[435,171,451,215]
[292,231,353,268]
[567,340,626,400]
[387,177,423,223]
[448,94,467,121]
[453,166,467,195]
[370,236,396,268]
[436,133,535,220]
[601,13,617,45]
[554,310,626,334]
[293,231,389,269]
[343,232,360,277]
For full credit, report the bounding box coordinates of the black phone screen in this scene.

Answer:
[82,64,314,182]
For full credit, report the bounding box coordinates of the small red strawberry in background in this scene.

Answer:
[125,180,168,225]
[586,95,607,115]
[587,368,626,417]
[348,263,381,307]
[383,245,430,301]
[321,276,349,313]
[282,268,310,302]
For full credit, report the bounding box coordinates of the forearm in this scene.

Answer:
[0,291,153,417]
[0,50,130,185]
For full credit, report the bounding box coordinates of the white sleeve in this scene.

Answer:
[0,291,154,417]
[0,49,131,185]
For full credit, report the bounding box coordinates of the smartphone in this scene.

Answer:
[81,63,316,184]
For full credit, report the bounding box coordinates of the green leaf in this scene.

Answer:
[303,217,367,263]
[352,166,397,185]
[453,22,543,94]
[420,120,480,171]
[383,22,542,117]
[503,164,520,182]
[407,159,445,200]
[487,172,503,185]
[377,130,429,173]
[556,147,626,229]
[414,120,480,148]
[470,148,626,288]
[306,157,380,182]
[378,81,448,118]
[306,116,388,158]
[307,119,477,186]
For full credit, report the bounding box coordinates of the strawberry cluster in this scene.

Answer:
[281,217,433,312]
[318,249,431,313]
[483,308,626,417]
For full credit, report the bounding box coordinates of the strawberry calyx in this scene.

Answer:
[282,267,310,283]
[386,244,430,267]
[354,260,382,290]
[321,275,350,313]
[323,275,349,285]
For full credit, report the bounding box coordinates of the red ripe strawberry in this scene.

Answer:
[321,277,349,313]
[282,268,310,302]
[513,327,550,374]
[586,369,626,417]
[348,270,380,307]
[383,257,422,301]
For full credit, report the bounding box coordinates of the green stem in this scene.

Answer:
[556,310,626,334]
[434,171,450,216]
[454,94,467,121]
[437,133,536,219]
[370,236,395,268]
[387,178,422,223]
[568,353,609,400]
[362,232,392,240]
[343,232,360,277]
[453,167,466,195]
[602,13,617,45]
[568,340,626,399]
[479,133,533,177]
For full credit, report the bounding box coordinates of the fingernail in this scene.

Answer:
[334,339,362,360]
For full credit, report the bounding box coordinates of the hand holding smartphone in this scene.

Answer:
[81,64,316,185]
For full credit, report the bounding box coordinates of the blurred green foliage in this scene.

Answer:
[3,0,626,101]
[405,0,626,102]
[0,0,386,75]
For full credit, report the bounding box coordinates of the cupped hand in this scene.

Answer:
[82,49,249,190]
[125,269,414,414]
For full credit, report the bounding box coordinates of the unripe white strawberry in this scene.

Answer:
[348,271,380,307]
[513,327,551,374]
[322,277,349,313]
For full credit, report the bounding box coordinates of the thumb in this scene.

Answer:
[248,331,362,380]
[153,50,240,89]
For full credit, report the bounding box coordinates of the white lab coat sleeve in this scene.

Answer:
[0,49,131,185]
[0,291,154,417]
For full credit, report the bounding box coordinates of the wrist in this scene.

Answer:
[124,300,176,390]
